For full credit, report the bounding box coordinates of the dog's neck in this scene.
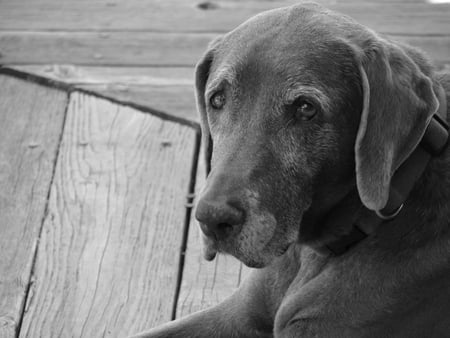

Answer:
[376,77,450,249]
[405,80,450,239]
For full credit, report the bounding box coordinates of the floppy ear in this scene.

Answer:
[194,37,222,175]
[354,38,440,210]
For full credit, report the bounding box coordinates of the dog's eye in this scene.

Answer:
[210,92,226,110]
[293,99,317,120]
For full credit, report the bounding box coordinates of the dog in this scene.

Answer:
[131,3,450,337]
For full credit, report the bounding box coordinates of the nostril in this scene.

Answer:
[216,222,233,238]
[195,197,245,241]
[198,221,233,241]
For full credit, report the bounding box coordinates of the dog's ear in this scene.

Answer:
[354,38,439,210]
[195,37,222,175]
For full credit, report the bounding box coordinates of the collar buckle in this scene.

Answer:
[375,203,404,221]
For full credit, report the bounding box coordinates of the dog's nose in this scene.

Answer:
[195,197,245,241]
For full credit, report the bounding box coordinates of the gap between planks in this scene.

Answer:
[18,91,199,337]
[0,67,201,129]
[171,132,201,320]
[15,92,71,338]
[0,74,68,338]
[175,148,252,319]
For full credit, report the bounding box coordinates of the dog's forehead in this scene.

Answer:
[219,4,357,58]
[208,3,362,92]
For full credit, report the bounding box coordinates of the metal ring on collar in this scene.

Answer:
[375,204,404,221]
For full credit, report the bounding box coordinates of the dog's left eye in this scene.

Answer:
[210,92,226,110]
[293,99,317,120]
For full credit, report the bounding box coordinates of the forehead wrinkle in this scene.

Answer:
[285,85,331,112]
[205,66,239,96]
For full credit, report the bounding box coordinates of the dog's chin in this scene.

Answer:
[234,243,292,268]
[202,234,292,269]
[238,257,267,269]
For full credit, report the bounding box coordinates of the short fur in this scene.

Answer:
[130,3,450,337]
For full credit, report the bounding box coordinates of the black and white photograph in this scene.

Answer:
[0,0,449,337]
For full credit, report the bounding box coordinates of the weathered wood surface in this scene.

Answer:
[0,0,449,335]
[6,66,199,126]
[0,0,448,34]
[177,150,251,318]
[0,32,213,66]
[80,84,198,127]
[18,92,198,337]
[0,75,67,338]
[1,33,449,66]
[8,65,194,86]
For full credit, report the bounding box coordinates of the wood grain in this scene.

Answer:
[80,84,198,127]
[1,32,448,67]
[9,65,195,86]
[0,0,448,34]
[0,32,213,66]
[6,66,199,126]
[18,92,198,337]
[176,150,251,318]
[0,75,67,338]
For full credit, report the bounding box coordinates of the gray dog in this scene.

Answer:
[131,3,450,337]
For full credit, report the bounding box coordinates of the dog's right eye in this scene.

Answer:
[210,92,226,110]
[292,98,318,121]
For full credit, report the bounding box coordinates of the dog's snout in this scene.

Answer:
[195,197,245,241]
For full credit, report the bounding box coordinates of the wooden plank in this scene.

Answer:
[176,150,251,318]
[9,65,195,86]
[1,32,449,67]
[393,36,450,67]
[0,32,213,66]
[6,66,199,126]
[0,75,67,338]
[0,1,448,34]
[80,84,199,127]
[18,92,198,337]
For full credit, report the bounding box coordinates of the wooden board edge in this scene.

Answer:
[0,66,73,92]
[1,66,201,130]
[171,131,202,319]
[75,85,200,130]
[0,76,70,337]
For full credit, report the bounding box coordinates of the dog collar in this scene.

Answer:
[320,85,449,256]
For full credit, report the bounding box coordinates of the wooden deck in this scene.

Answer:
[0,0,449,337]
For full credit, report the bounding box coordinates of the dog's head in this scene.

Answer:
[194,3,440,267]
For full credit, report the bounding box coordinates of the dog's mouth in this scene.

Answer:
[197,194,304,267]
[202,241,292,268]
[200,223,295,268]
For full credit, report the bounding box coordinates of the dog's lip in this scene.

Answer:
[203,245,217,261]
[202,235,218,261]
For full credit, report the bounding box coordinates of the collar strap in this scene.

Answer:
[320,86,448,256]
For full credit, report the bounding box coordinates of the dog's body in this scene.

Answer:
[131,3,450,337]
